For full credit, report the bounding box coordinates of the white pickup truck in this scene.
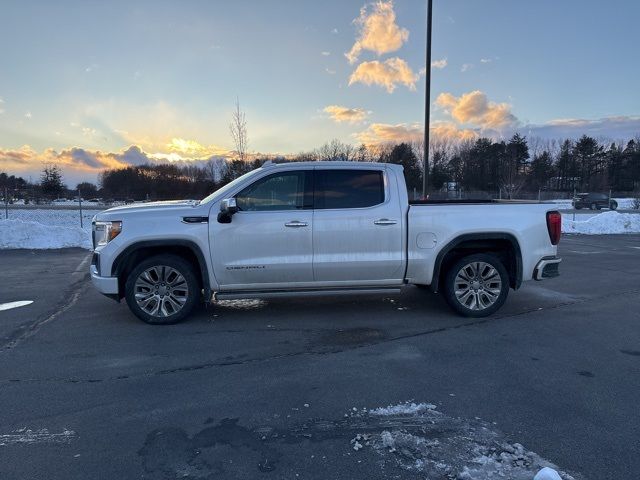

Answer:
[90,161,562,324]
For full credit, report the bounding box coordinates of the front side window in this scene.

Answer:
[236,171,308,211]
[315,169,384,209]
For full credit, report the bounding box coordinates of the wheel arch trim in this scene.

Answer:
[431,232,522,293]
[111,240,211,300]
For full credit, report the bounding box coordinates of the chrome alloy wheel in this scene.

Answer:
[453,261,502,311]
[133,266,189,317]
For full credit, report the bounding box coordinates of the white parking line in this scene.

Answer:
[0,300,33,312]
[0,428,75,446]
[73,253,92,275]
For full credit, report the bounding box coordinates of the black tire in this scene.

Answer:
[442,253,509,318]
[125,254,200,325]
[610,200,618,211]
[590,202,597,210]
[574,205,582,210]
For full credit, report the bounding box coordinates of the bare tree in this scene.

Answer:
[315,139,355,161]
[229,97,248,162]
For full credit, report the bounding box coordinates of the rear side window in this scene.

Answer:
[314,170,385,209]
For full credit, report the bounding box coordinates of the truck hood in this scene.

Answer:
[95,200,205,219]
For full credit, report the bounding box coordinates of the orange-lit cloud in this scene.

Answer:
[349,57,418,93]
[166,137,230,157]
[346,0,409,64]
[323,105,369,124]
[436,90,517,129]
[0,143,234,180]
[355,121,478,145]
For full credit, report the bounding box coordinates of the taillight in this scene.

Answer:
[546,211,561,245]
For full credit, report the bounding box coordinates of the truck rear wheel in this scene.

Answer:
[125,254,200,324]
[442,253,509,318]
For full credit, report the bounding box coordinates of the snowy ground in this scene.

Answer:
[562,211,640,234]
[0,209,101,249]
[1,206,640,250]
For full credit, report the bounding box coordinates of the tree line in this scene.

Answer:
[2,134,639,203]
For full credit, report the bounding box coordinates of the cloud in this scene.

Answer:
[354,115,640,146]
[436,90,517,129]
[321,51,331,56]
[355,121,478,145]
[480,58,492,64]
[0,97,4,114]
[323,105,369,124]
[355,122,423,144]
[430,121,479,141]
[346,0,409,64]
[431,58,448,69]
[24,111,32,119]
[349,57,418,93]
[0,142,234,181]
[461,63,473,73]
[166,137,229,157]
[325,68,336,75]
[82,127,98,138]
[525,116,640,140]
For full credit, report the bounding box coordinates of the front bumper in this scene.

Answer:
[533,256,561,281]
[90,264,119,295]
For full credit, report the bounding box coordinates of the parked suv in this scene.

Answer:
[572,193,618,210]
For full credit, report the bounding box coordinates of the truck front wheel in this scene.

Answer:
[442,253,509,318]
[124,254,200,324]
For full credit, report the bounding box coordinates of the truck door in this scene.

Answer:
[210,170,314,290]
[312,168,404,284]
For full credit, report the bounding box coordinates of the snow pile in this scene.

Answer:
[369,402,437,416]
[0,219,91,249]
[3,208,101,228]
[349,402,576,480]
[0,208,101,249]
[562,211,640,234]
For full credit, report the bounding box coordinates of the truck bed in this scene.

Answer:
[409,199,540,205]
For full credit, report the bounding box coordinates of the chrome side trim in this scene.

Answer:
[215,287,402,301]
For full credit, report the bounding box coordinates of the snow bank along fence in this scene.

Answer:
[3,187,87,227]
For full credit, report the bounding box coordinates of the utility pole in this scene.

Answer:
[422,0,433,199]
[78,188,83,228]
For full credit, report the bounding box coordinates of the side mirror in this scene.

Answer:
[217,198,238,223]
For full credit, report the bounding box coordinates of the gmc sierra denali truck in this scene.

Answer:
[90,161,562,324]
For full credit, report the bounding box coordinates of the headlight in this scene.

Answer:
[93,221,122,247]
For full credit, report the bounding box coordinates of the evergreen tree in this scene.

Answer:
[528,151,554,190]
[40,164,65,197]
[385,143,422,192]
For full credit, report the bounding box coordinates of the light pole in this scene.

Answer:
[422,0,433,198]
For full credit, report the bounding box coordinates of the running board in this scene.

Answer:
[214,287,402,301]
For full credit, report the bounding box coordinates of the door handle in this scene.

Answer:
[374,219,397,225]
[285,221,308,228]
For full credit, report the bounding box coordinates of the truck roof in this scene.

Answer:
[263,160,403,171]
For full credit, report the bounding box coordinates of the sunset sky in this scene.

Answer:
[1,0,639,183]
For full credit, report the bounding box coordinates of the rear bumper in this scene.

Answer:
[90,265,119,295]
[533,256,561,281]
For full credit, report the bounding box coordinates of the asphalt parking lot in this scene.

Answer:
[1,235,639,480]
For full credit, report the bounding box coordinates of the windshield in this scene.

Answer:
[199,168,264,204]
